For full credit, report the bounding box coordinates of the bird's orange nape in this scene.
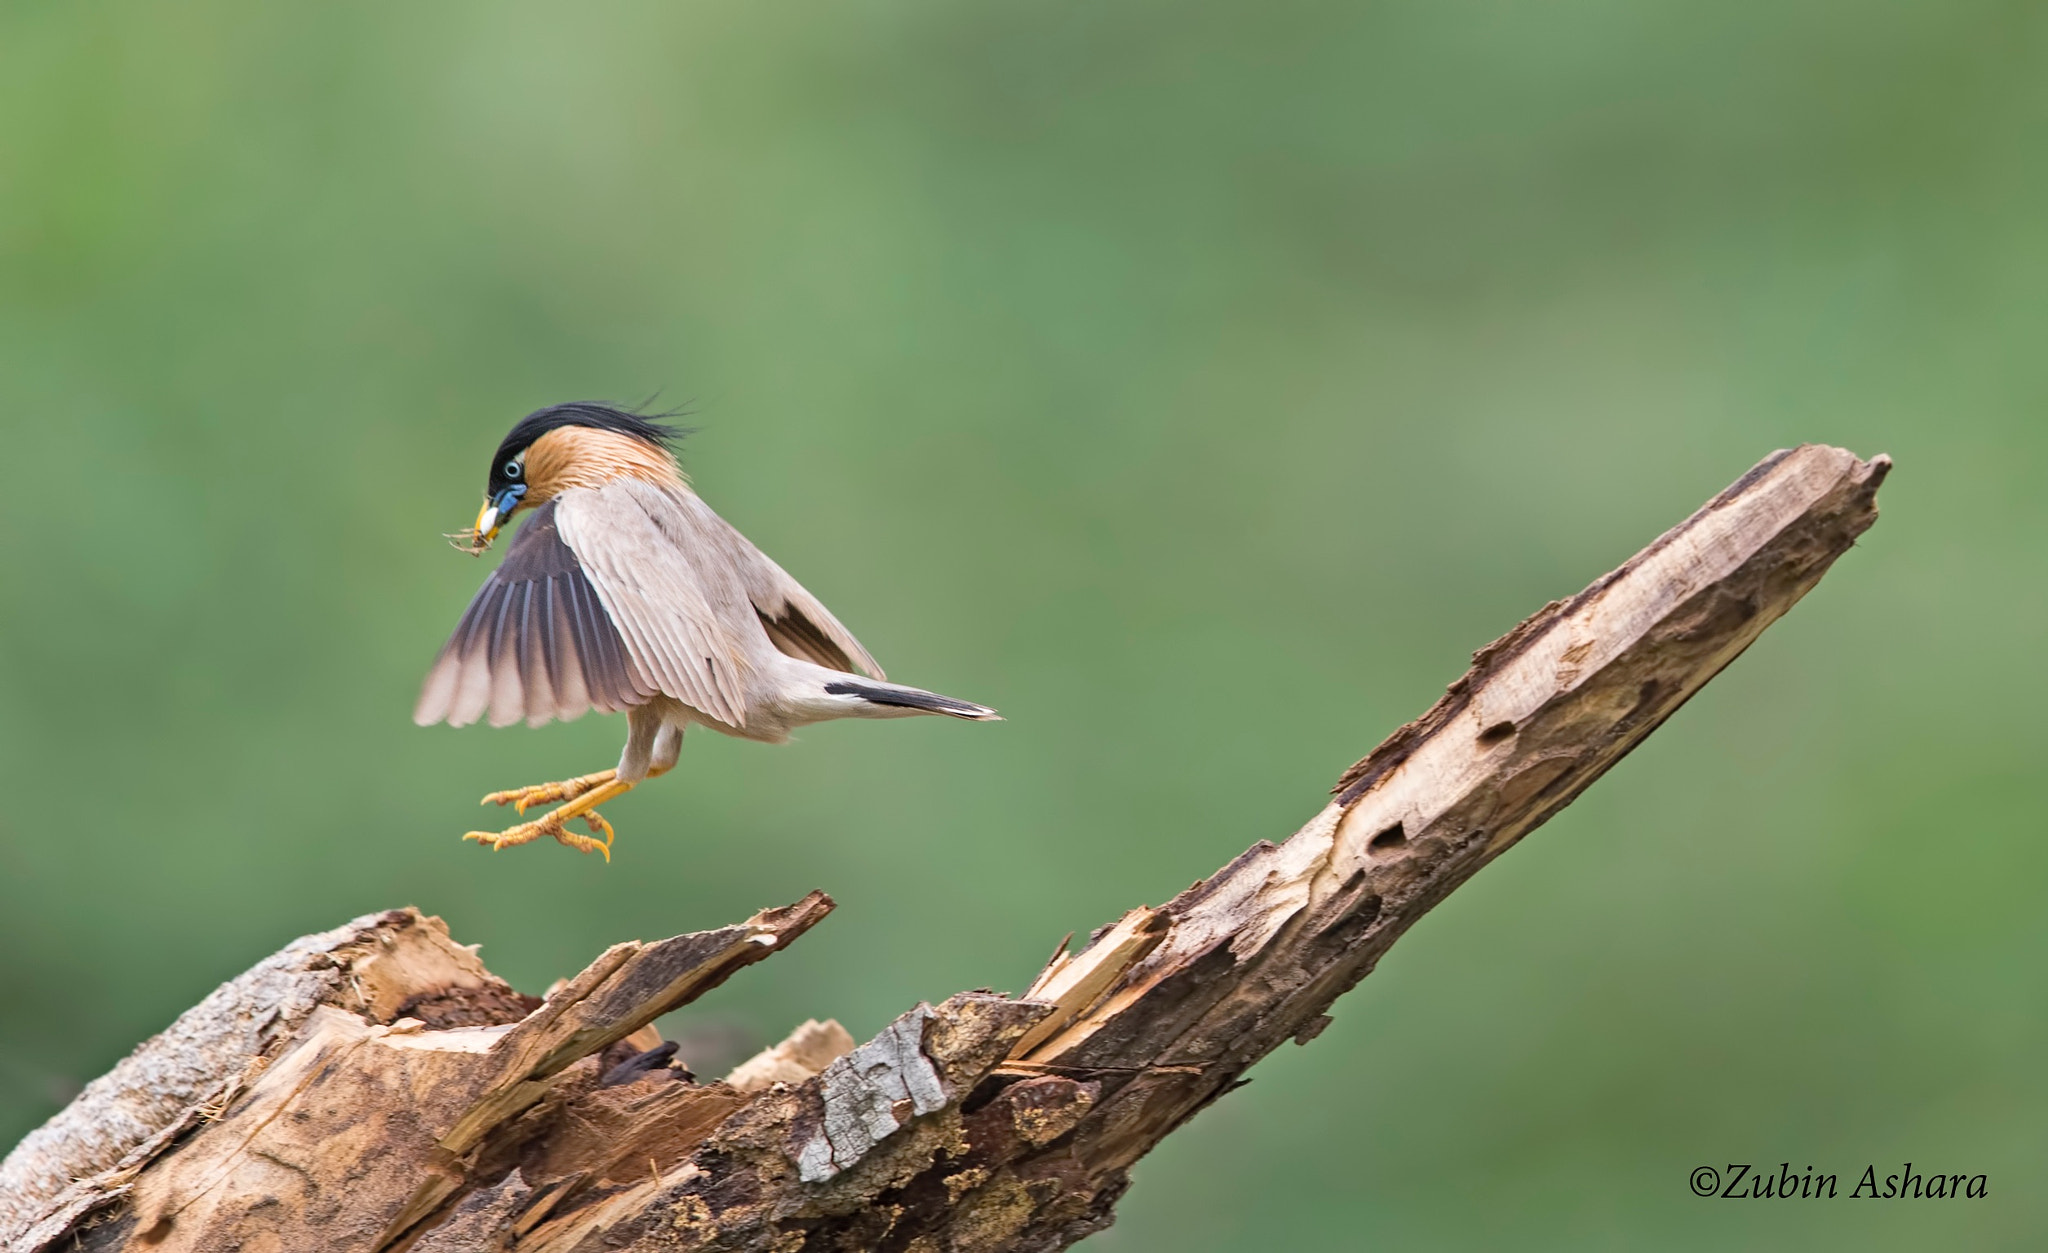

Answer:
[519,425,686,509]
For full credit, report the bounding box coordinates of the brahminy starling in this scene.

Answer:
[415,404,998,858]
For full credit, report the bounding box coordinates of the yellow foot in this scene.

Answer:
[461,776,637,861]
[463,809,613,860]
[482,770,617,815]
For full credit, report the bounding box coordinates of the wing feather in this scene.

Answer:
[413,499,644,728]
[513,582,557,726]
[569,573,647,712]
[530,479,884,730]
[719,521,881,678]
[659,487,883,679]
[449,641,493,727]
[555,482,755,727]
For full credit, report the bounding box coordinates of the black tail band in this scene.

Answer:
[824,680,995,719]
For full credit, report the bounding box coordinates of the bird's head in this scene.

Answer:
[451,402,684,553]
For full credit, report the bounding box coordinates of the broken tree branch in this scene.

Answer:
[0,445,1889,1253]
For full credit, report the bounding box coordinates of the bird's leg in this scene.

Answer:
[568,759,672,848]
[464,777,638,860]
[481,770,617,815]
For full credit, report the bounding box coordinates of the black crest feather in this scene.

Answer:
[485,402,688,494]
[496,401,683,461]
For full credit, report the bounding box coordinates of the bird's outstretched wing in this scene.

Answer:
[683,491,884,681]
[414,499,651,728]
[553,480,882,729]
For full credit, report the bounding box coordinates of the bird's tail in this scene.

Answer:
[822,679,1002,721]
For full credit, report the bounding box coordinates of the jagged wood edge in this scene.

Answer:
[0,908,520,1247]
[535,444,1889,1251]
[1,895,834,1253]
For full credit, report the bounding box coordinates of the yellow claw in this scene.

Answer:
[478,789,521,812]
[461,775,636,860]
[554,830,611,861]
[462,814,551,850]
[462,816,608,859]
[481,770,617,815]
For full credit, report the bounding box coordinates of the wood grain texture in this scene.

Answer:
[0,909,520,1251]
[725,1020,856,1094]
[1,446,1887,1253]
[1,895,832,1253]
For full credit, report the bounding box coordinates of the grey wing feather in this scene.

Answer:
[414,500,650,728]
[723,524,885,679]
[554,481,758,727]
[553,480,884,728]
[641,486,883,679]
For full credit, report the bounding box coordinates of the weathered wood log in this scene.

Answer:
[0,445,1889,1253]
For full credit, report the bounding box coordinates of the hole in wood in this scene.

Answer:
[1368,822,1407,854]
[1477,720,1516,745]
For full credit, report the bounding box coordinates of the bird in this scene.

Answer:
[414,403,999,859]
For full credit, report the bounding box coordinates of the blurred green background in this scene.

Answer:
[2,1,2042,1247]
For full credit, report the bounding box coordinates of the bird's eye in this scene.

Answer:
[503,460,523,479]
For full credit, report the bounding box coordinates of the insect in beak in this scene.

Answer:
[446,486,527,555]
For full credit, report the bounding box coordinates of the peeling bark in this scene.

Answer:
[0,446,1889,1253]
